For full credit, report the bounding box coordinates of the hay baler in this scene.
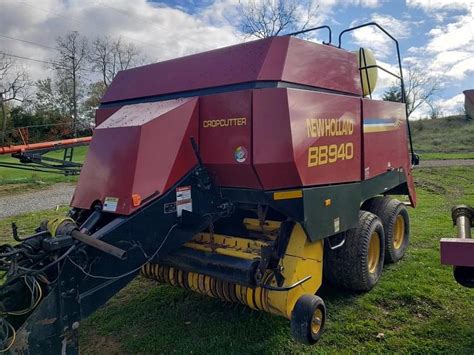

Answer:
[0,23,417,353]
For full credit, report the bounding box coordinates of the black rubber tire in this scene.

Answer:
[324,211,385,292]
[290,294,326,345]
[453,266,474,288]
[362,196,410,263]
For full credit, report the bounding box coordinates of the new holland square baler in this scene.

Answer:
[0,24,417,353]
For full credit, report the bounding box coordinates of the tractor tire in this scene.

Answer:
[290,294,326,345]
[362,196,410,263]
[324,211,385,292]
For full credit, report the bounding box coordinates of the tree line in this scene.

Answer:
[0,31,144,144]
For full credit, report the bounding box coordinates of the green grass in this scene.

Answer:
[0,207,69,245]
[420,152,474,160]
[0,146,87,195]
[78,166,472,353]
[412,115,474,159]
[1,167,473,353]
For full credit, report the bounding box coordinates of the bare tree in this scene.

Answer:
[89,37,141,87]
[428,102,443,119]
[54,31,89,136]
[0,54,29,144]
[383,64,440,118]
[237,0,317,38]
[404,64,440,118]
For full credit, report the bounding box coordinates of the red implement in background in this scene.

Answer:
[0,137,92,155]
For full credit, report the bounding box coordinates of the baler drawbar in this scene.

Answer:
[0,23,417,353]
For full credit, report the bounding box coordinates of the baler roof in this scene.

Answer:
[101,36,362,105]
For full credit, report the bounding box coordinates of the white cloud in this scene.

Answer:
[407,0,473,11]
[349,14,411,58]
[0,0,241,82]
[319,0,382,8]
[434,93,465,115]
[411,6,474,81]
[400,1,473,120]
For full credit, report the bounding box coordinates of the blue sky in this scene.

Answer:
[0,0,473,117]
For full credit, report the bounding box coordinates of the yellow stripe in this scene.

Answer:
[273,190,303,200]
[364,125,398,133]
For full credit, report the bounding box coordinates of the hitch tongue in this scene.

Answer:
[47,217,127,260]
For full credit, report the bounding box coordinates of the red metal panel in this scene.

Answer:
[253,89,361,190]
[95,107,121,126]
[252,89,301,189]
[102,39,274,103]
[288,90,361,186]
[199,91,261,188]
[102,37,362,104]
[72,98,199,215]
[71,127,140,214]
[281,38,361,95]
[362,99,416,205]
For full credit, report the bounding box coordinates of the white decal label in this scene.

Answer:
[176,186,192,217]
[103,197,119,212]
[334,217,340,233]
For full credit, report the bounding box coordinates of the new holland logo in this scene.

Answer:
[234,146,247,163]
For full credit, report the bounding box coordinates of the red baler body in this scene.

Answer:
[72,36,415,215]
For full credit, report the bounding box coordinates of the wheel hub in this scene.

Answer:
[393,215,404,249]
[368,231,380,273]
[311,308,323,334]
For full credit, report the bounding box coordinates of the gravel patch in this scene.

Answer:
[0,183,75,219]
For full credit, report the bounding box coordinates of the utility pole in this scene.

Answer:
[0,91,6,145]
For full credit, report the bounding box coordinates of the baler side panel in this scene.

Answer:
[253,89,302,190]
[70,126,140,213]
[72,98,200,215]
[200,91,261,188]
[253,88,361,190]
[287,90,361,186]
[362,99,416,205]
[134,98,200,196]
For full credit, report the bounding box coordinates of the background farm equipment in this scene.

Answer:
[0,23,417,353]
[0,136,91,175]
[440,205,474,288]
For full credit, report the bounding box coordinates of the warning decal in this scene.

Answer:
[176,186,192,217]
[103,197,119,212]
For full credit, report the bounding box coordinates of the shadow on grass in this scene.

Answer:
[81,276,369,354]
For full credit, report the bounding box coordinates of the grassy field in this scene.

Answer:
[1,167,472,353]
[0,146,87,195]
[411,115,474,160]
